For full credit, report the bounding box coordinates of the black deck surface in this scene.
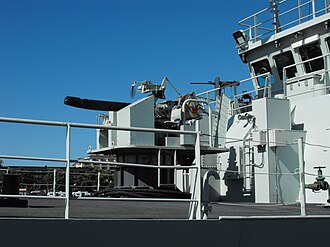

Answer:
[0,198,329,219]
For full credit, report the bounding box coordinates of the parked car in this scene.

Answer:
[72,191,91,197]
[47,191,66,197]
[29,190,46,196]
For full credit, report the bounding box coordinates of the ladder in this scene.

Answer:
[242,134,254,194]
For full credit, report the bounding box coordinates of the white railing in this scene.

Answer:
[196,74,272,115]
[283,53,330,98]
[239,0,330,43]
[0,117,202,220]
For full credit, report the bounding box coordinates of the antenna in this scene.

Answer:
[163,77,181,96]
[130,81,137,98]
[269,0,281,33]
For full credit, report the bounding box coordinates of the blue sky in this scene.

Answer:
[0,0,269,166]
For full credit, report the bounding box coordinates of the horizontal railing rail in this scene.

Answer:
[0,116,202,220]
[196,74,272,117]
[283,53,330,97]
[239,0,330,43]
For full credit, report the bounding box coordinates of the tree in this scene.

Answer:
[43,168,65,191]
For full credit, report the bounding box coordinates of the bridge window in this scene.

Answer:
[274,51,297,80]
[252,59,272,87]
[298,42,324,73]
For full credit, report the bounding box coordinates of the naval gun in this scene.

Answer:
[64,77,229,200]
[63,77,205,128]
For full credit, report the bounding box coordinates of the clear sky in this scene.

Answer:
[0,0,269,166]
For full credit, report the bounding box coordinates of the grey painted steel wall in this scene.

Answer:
[0,218,328,247]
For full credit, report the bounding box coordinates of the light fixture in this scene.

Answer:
[233,30,247,49]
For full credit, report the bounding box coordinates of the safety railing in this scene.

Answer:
[196,74,272,116]
[0,167,114,194]
[1,117,330,219]
[233,74,271,114]
[283,53,330,98]
[218,136,330,217]
[0,117,203,220]
[239,0,330,43]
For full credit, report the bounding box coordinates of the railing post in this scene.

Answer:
[233,85,239,114]
[249,26,252,42]
[298,0,302,23]
[53,169,57,196]
[97,171,101,191]
[298,137,306,216]
[65,124,71,219]
[173,150,177,185]
[263,76,270,98]
[283,68,287,97]
[312,0,316,18]
[253,14,258,42]
[207,92,212,147]
[195,121,202,220]
[325,54,329,88]
[157,149,161,187]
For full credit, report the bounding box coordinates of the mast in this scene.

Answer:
[269,0,281,33]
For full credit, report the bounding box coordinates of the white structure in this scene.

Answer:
[92,0,330,204]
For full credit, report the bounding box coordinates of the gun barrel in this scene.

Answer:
[64,96,130,111]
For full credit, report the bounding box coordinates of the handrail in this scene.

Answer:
[0,117,196,135]
[181,99,212,147]
[239,0,329,43]
[196,73,272,115]
[285,84,330,98]
[196,73,271,98]
[283,53,330,80]
[0,116,202,220]
[283,53,330,97]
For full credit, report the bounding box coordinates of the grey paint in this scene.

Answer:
[0,218,329,247]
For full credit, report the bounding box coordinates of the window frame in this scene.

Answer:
[251,58,272,88]
[326,37,330,52]
[273,50,297,80]
[298,41,324,74]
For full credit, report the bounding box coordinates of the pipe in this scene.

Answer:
[53,169,57,196]
[65,124,71,220]
[181,99,208,124]
[202,170,220,219]
[305,182,321,190]
[97,172,101,191]
[298,137,306,216]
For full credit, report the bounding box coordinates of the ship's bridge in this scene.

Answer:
[233,0,330,102]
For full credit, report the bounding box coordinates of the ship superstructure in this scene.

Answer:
[83,0,330,205]
[227,0,330,203]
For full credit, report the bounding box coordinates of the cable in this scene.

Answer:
[303,141,330,149]
[202,131,330,150]
[216,201,298,207]
[165,77,181,96]
[217,168,299,176]
[305,172,330,178]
